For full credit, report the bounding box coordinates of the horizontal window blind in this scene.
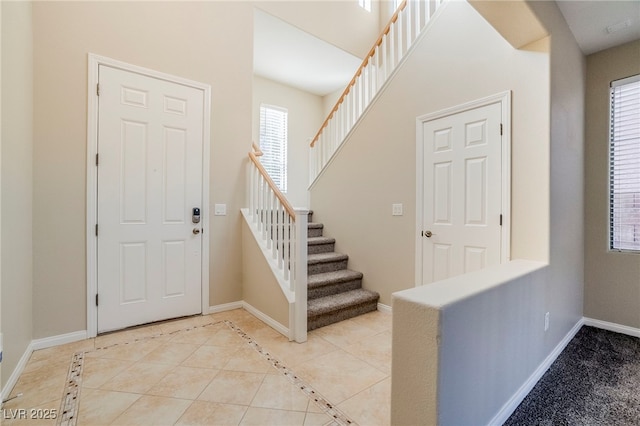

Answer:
[610,74,640,251]
[260,104,288,193]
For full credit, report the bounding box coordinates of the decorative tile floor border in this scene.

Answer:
[57,319,356,426]
[225,320,354,426]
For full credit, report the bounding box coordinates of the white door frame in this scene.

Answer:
[86,53,211,337]
[415,91,511,287]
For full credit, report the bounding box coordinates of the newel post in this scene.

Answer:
[293,208,309,343]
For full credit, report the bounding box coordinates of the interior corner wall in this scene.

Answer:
[309,1,550,305]
[1,0,34,388]
[252,75,323,208]
[584,40,640,329]
[31,1,253,339]
[525,0,586,348]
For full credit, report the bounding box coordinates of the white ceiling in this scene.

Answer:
[253,9,362,97]
[557,0,640,55]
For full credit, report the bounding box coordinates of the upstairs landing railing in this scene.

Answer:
[309,0,446,184]
[247,143,308,342]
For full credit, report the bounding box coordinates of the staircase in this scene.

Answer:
[306,212,379,330]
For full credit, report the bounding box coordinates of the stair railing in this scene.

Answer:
[248,143,308,342]
[309,0,446,185]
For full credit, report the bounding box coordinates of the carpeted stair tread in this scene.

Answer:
[308,236,336,246]
[307,288,379,317]
[308,252,348,265]
[308,269,363,289]
[308,223,324,230]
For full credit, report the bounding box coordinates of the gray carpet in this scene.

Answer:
[305,212,379,330]
[505,326,640,425]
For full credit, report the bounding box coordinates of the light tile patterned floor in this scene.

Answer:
[1,309,391,426]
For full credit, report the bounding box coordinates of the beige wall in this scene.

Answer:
[310,0,550,305]
[528,0,586,347]
[241,213,289,328]
[392,1,585,422]
[31,1,253,338]
[252,76,324,207]
[584,40,640,329]
[0,0,3,388]
[1,1,34,387]
[255,1,382,59]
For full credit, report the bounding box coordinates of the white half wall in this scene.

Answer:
[392,261,549,425]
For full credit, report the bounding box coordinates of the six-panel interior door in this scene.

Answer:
[421,102,502,285]
[97,65,204,333]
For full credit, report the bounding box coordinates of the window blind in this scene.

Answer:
[610,74,640,251]
[259,104,288,193]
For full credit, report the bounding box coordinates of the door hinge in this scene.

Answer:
[95,224,99,236]
[95,153,99,166]
[95,294,99,306]
[97,83,100,96]
[500,214,503,226]
[500,123,503,136]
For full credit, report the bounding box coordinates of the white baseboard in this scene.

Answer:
[488,318,585,426]
[31,330,87,351]
[241,301,290,339]
[208,301,243,314]
[583,317,640,338]
[1,341,34,402]
[377,303,392,313]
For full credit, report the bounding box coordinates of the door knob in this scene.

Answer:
[193,228,201,235]
[424,230,433,238]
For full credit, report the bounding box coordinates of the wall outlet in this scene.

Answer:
[544,312,550,331]
[392,203,403,216]
[214,204,227,216]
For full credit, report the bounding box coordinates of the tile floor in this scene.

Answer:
[1,309,391,426]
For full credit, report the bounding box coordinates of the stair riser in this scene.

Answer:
[308,242,335,255]
[308,301,378,331]
[308,279,362,300]
[308,259,348,275]
[308,227,323,238]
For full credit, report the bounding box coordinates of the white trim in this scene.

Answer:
[1,342,34,402]
[242,301,290,339]
[86,53,211,338]
[611,73,640,88]
[377,303,392,313]
[583,317,640,338]
[488,318,584,426]
[415,91,512,287]
[31,331,88,351]
[208,301,244,315]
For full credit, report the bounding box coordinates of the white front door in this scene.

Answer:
[97,65,204,333]
[420,102,503,285]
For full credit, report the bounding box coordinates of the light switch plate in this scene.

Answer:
[392,203,403,216]
[214,204,227,216]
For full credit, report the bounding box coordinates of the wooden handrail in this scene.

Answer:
[310,0,408,147]
[249,144,296,219]
[252,142,263,157]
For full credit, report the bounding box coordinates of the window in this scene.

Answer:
[610,74,640,251]
[259,104,288,193]
[359,0,371,12]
